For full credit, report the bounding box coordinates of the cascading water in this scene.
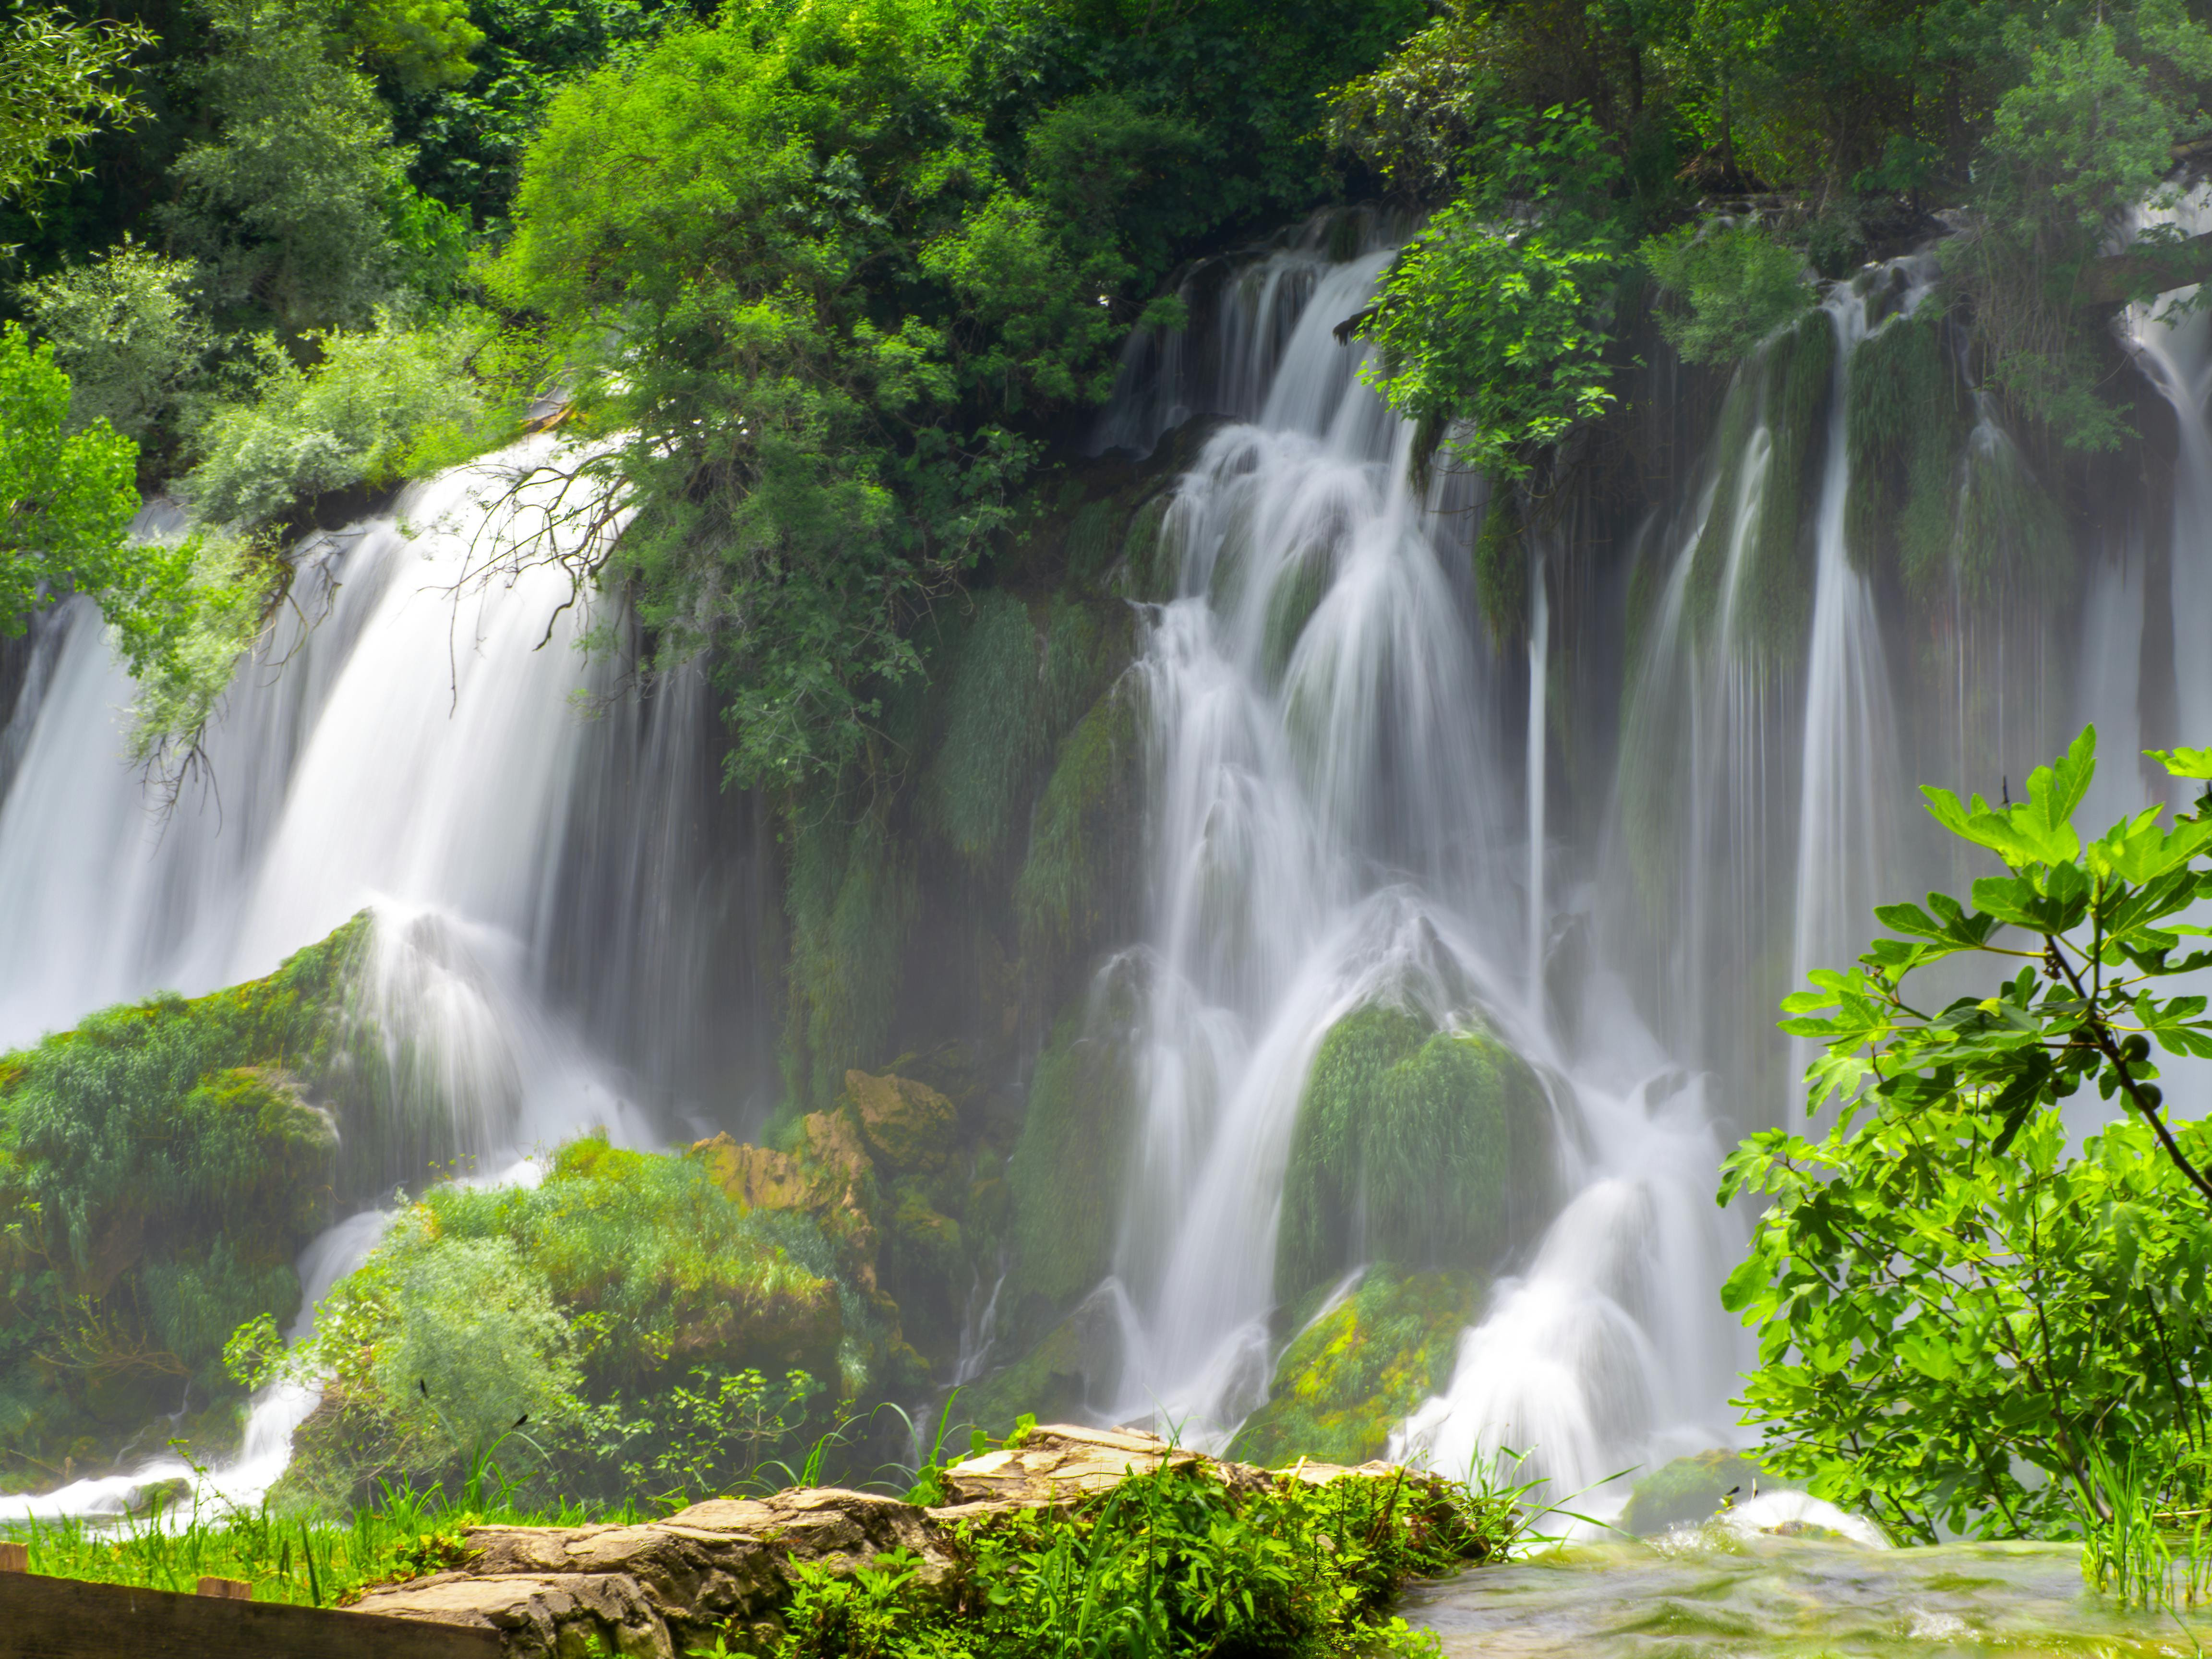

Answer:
[1087,226,1744,1493]
[0,438,769,1517]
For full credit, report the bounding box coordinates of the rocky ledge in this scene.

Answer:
[349,1424,1393,1657]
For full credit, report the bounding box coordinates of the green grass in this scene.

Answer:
[0,1478,644,1608]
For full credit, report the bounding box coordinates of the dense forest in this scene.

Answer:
[9,0,2212,1647]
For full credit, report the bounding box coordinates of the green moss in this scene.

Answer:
[1732,310,1831,658]
[956,1315,1094,1438]
[1681,365,1762,640]
[280,1134,846,1508]
[0,918,368,1481]
[1260,546,1334,685]
[924,589,1044,866]
[1846,307,1970,589]
[1952,424,2068,601]
[1474,488,1527,646]
[1620,1449,1769,1535]
[781,804,918,1116]
[1007,995,1137,1310]
[1226,1268,1476,1467]
[1118,493,1178,601]
[1014,688,1140,973]
[1275,1004,1546,1308]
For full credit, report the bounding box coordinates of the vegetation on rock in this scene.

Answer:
[0,917,370,1489]
[1277,1001,1548,1309]
[1229,1268,1477,1469]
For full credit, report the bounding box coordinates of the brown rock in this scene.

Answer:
[691,1134,811,1212]
[349,1427,1396,1655]
[842,1071,957,1172]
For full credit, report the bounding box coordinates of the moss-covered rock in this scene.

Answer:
[1007,987,1139,1311]
[278,1135,848,1511]
[1014,686,1141,978]
[0,918,370,1488]
[1275,1002,1549,1308]
[1226,1268,1475,1467]
[843,1069,957,1174]
[1620,1448,1769,1535]
[956,1312,1100,1438]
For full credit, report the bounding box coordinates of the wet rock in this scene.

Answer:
[1620,1449,1769,1535]
[842,1070,956,1172]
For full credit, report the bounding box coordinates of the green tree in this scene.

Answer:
[0,2,152,206]
[161,0,423,336]
[1727,727,2212,1541]
[0,321,193,672]
[18,240,210,447]
[1358,109,1627,481]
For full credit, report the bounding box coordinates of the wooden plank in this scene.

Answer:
[0,1571,504,1659]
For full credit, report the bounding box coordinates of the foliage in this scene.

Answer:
[1276,1003,1541,1307]
[0,3,152,207]
[1726,726,2212,1542]
[483,0,1424,788]
[0,919,369,1477]
[1641,219,1813,366]
[179,311,488,527]
[768,1454,1504,1659]
[281,1134,843,1505]
[1949,1,2212,448]
[124,528,281,774]
[0,321,195,673]
[18,241,210,450]
[379,0,679,227]
[1228,1269,1476,1468]
[1359,109,1624,482]
[346,0,485,96]
[161,0,431,337]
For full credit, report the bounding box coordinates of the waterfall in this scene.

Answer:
[0,436,768,1159]
[0,437,770,1517]
[1787,287,1900,1069]
[1091,227,1743,1492]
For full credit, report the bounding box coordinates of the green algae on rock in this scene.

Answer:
[0,917,373,1490]
[1228,1266,1478,1467]
[1275,1003,1551,1307]
[1619,1449,1770,1535]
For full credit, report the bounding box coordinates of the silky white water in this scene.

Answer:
[1086,229,1745,1495]
[0,438,752,1517]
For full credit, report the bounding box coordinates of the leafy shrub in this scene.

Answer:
[368,1231,578,1458]
[1640,220,1813,366]
[769,1453,1507,1659]
[17,241,209,445]
[0,321,196,676]
[1361,110,1623,481]
[1730,727,2212,1542]
[179,311,486,526]
[282,1135,844,1505]
[123,528,278,772]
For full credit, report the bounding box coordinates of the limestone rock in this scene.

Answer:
[350,1428,1393,1657]
[842,1070,957,1172]
[690,1134,810,1212]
